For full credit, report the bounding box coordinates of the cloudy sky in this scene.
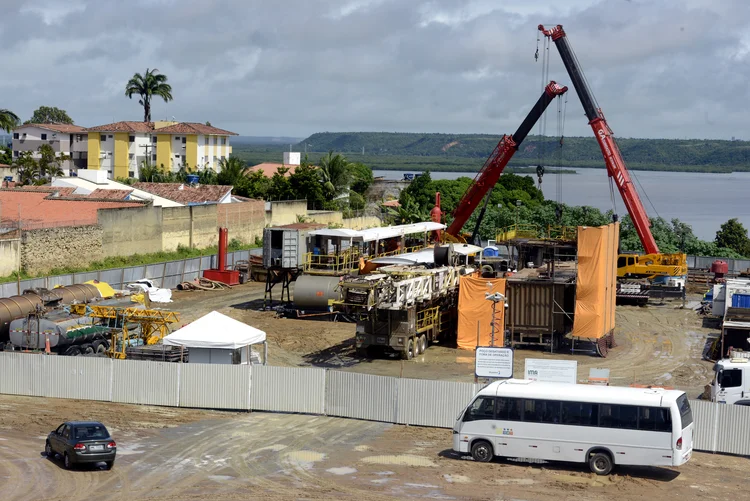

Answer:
[1,0,747,139]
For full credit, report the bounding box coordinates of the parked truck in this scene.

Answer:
[710,351,750,405]
[8,311,111,356]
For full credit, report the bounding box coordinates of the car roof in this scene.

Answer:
[65,421,107,427]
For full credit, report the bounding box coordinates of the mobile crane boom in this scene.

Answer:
[539,24,659,255]
[446,81,568,238]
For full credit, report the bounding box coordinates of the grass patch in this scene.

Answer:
[0,240,259,284]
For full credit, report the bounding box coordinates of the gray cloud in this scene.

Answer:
[1,0,747,139]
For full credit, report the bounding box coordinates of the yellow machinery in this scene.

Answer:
[616,253,688,280]
[68,304,180,359]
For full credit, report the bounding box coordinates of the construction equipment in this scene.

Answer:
[538,24,688,284]
[68,304,180,359]
[445,81,568,243]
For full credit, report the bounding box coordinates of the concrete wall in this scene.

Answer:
[343,215,382,230]
[218,201,265,244]
[161,205,219,251]
[0,238,20,276]
[98,206,163,258]
[266,200,308,226]
[21,225,103,275]
[306,210,343,226]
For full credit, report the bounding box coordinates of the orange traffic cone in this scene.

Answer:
[44,337,51,355]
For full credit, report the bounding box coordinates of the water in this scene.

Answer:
[372,168,750,241]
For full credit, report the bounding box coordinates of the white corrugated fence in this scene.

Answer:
[0,351,748,456]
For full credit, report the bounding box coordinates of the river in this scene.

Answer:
[372,168,750,241]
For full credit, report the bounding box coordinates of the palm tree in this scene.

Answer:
[318,151,351,198]
[217,157,249,187]
[0,109,19,132]
[124,68,173,122]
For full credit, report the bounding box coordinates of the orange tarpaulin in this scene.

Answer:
[571,222,618,339]
[457,275,506,350]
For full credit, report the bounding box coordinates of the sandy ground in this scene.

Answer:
[0,394,747,501]
[168,283,717,398]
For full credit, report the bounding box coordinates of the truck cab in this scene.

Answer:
[711,355,750,404]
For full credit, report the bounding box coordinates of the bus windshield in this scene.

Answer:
[676,393,693,428]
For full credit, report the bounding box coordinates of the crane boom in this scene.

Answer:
[446,81,568,237]
[539,24,659,255]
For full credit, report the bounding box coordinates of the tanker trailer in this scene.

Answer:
[9,313,110,356]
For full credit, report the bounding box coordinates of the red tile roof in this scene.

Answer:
[16,186,77,197]
[14,123,86,133]
[132,182,232,205]
[89,188,133,200]
[0,190,143,229]
[153,122,237,136]
[84,121,237,136]
[248,163,299,178]
[275,222,328,230]
[381,200,401,207]
[85,121,157,133]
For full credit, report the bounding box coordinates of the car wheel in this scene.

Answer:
[471,440,493,463]
[589,451,613,475]
[64,452,72,470]
[105,460,115,471]
[45,441,53,458]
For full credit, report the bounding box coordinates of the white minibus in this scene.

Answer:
[453,379,693,475]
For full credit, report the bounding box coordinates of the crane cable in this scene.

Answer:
[556,91,568,214]
[535,35,551,189]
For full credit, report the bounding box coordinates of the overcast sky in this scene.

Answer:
[1,0,747,139]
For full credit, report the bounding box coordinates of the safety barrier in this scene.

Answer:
[0,351,747,456]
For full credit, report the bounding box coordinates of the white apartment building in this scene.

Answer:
[11,123,88,176]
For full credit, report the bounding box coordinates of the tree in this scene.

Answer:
[0,145,11,165]
[347,162,373,195]
[289,162,326,209]
[124,68,174,122]
[716,218,750,256]
[205,121,212,127]
[386,193,427,225]
[12,151,39,186]
[36,144,68,180]
[217,156,250,192]
[267,167,294,200]
[25,106,74,124]
[317,151,351,198]
[0,109,19,132]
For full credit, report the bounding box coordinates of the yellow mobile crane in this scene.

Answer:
[68,304,180,359]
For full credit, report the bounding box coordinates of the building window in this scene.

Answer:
[100,134,107,142]
[152,154,157,161]
[129,171,134,178]
[108,135,113,138]
[76,134,83,141]
[129,153,135,160]
[13,133,19,139]
[174,136,180,141]
[152,136,157,143]
[221,137,227,145]
[221,156,226,162]
[41,133,47,140]
[204,137,209,145]
[13,150,19,157]
[213,137,218,145]
[129,135,135,142]
[175,154,181,159]
[182,137,186,144]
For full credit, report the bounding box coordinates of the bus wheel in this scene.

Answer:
[470,440,493,463]
[589,451,613,475]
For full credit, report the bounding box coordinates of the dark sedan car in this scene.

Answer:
[45,421,116,470]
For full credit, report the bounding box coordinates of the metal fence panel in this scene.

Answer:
[47,274,75,288]
[689,399,716,452]
[694,256,716,270]
[74,271,99,284]
[26,278,47,291]
[165,260,183,278]
[1,282,18,297]
[17,279,33,292]
[122,266,146,285]
[162,275,181,290]
[734,260,750,274]
[44,356,113,401]
[145,264,165,286]
[99,269,123,289]
[325,371,397,422]
[0,352,46,396]
[184,258,201,274]
[235,250,250,262]
[250,365,325,414]
[716,403,750,456]
[396,379,475,428]
[200,256,212,270]
[179,363,251,410]
[111,360,180,407]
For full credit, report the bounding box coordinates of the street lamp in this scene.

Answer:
[485,292,507,347]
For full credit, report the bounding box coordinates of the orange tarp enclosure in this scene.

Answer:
[457,275,507,350]
[570,222,618,339]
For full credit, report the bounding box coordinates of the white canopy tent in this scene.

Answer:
[163,311,267,365]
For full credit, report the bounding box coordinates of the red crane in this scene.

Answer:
[539,24,659,255]
[446,81,568,238]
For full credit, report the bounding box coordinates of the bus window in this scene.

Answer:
[599,404,638,429]
[507,398,523,421]
[638,407,672,432]
[464,397,495,422]
[676,394,693,428]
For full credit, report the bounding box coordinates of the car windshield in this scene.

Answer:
[73,425,109,440]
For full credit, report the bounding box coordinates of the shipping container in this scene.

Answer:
[262,223,326,269]
[732,293,750,309]
[505,280,576,349]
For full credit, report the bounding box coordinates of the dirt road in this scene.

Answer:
[1,394,747,501]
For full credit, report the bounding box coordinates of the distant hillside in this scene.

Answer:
[233,136,304,145]
[298,132,750,172]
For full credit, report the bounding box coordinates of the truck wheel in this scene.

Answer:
[401,339,414,360]
[419,335,427,354]
[64,346,81,356]
[355,347,368,358]
[94,341,108,355]
[81,344,94,356]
